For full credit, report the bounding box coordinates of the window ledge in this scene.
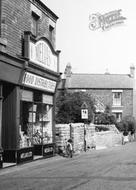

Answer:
[112,105,123,108]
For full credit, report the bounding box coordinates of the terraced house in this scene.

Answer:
[58,63,136,123]
[0,0,61,168]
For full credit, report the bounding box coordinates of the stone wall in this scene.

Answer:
[55,123,122,153]
[55,124,70,151]
[95,131,122,148]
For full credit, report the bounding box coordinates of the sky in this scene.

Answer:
[42,0,136,75]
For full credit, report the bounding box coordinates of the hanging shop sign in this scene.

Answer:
[30,40,57,72]
[22,72,56,93]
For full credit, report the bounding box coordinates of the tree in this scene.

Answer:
[55,91,95,124]
[95,105,117,125]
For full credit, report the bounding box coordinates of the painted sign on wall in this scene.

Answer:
[30,40,58,72]
[22,72,56,93]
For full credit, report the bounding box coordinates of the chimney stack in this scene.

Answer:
[64,63,72,78]
[130,64,135,78]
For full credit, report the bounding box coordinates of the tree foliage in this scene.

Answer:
[55,91,95,124]
[95,105,117,125]
[116,115,136,134]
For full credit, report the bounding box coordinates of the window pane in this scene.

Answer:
[32,103,53,145]
[31,13,39,36]
[43,105,53,144]
[113,92,121,106]
[33,103,43,144]
[115,113,122,122]
[20,101,33,148]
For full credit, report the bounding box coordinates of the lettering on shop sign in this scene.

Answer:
[22,72,56,93]
[30,40,58,72]
[44,147,53,153]
[20,152,32,159]
[89,9,126,31]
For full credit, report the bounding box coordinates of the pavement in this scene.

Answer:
[1,144,117,170]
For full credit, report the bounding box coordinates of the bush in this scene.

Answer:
[116,116,136,134]
[95,125,109,132]
[94,105,116,125]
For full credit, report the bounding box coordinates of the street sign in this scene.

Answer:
[81,102,88,120]
[81,102,88,109]
[81,109,88,119]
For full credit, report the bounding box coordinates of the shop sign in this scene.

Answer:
[30,40,57,72]
[44,147,53,153]
[20,151,33,159]
[22,72,56,93]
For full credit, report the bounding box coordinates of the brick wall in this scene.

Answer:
[69,89,133,119]
[122,90,133,117]
[87,89,133,118]
[1,0,57,57]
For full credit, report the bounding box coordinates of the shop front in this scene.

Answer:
[17,66,58,163]
[18,72,56,162]
[0,33,60,166]
[2,72,58,165]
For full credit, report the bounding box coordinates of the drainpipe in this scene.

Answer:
[0,82,3,167]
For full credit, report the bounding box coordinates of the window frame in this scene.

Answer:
[112,91,122,106]
[49,25,54,41]
[31,11,39,37]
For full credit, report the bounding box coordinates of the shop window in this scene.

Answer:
[19,101,33,148]
[33,103,53,145]
[31,12,39,36]
[20,90,53,148]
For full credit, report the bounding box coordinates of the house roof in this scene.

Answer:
[58,73,134,89]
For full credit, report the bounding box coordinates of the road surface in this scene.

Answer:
[0,142,136,190]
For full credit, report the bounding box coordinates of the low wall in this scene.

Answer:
[95,131,122,148]
[55,123,122,153]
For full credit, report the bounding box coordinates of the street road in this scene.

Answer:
[0,142,136,190]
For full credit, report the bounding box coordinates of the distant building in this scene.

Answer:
[58,63,136,123]
[0,0,61,167]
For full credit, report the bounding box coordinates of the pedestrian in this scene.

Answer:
[91,133,96,149]
[66,139,73,158]
[123,130,129,145]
